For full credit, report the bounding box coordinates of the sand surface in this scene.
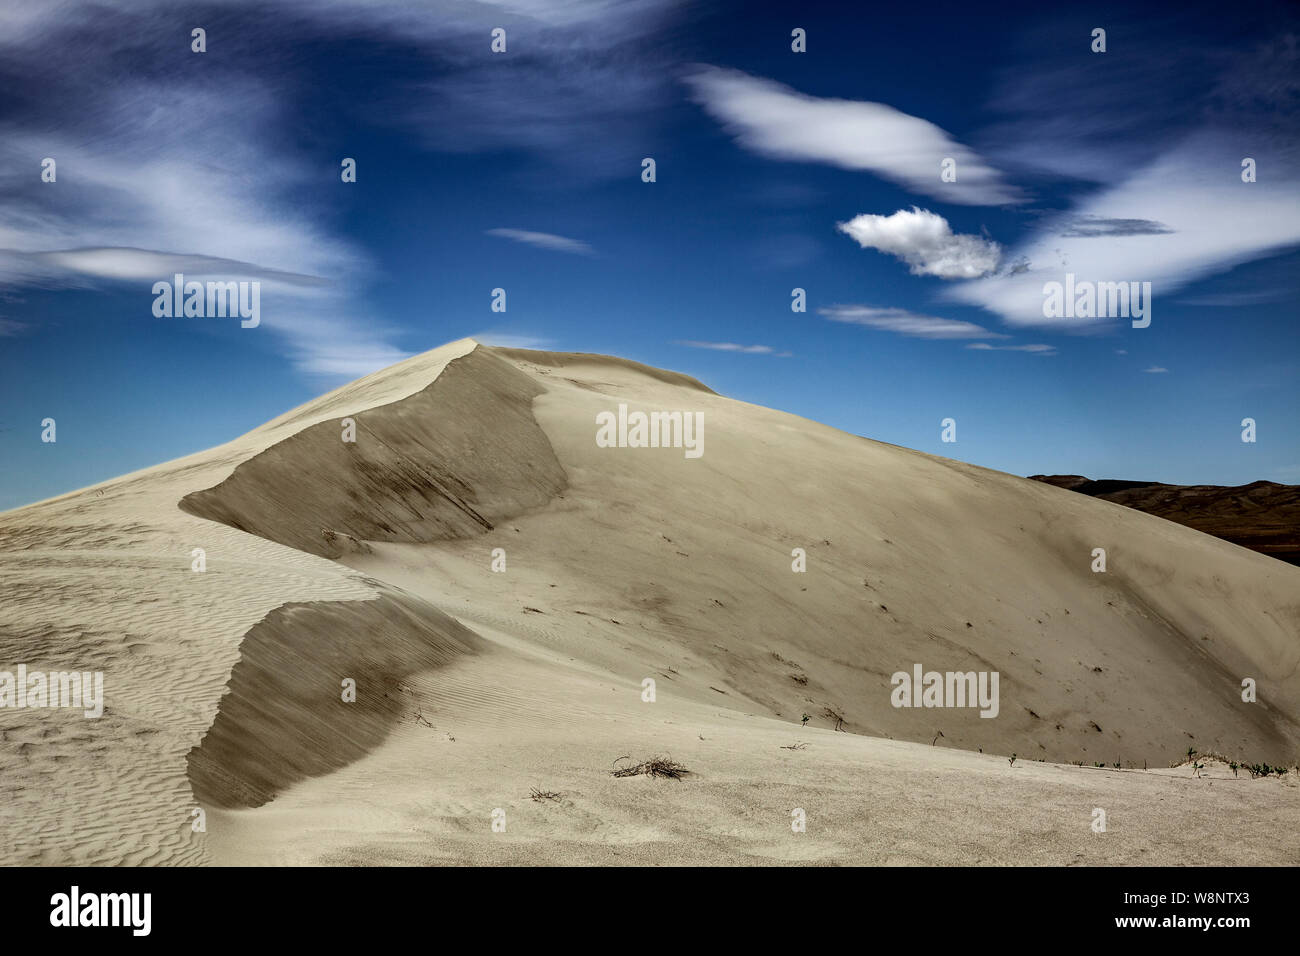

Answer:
[2,338,1297,865]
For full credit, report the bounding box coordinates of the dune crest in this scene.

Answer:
[180,346,567,558]
[3,339,1298,866]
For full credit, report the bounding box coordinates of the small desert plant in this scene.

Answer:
[529,788,561,802]
[780,742,807,750]
[1008,754,1017,767]
[1230,762,1239,777]
[610,755,691,780]
[800,713,811,728]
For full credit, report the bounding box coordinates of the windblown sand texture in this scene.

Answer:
[2,339,1297,865]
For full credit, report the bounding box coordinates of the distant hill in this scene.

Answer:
[1028,475,1300,566]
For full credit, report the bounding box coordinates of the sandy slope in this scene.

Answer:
[2,338,1297,865]
[1030,474,1300,566]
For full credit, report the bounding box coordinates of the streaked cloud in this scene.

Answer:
[946,135,1300,328]
[486,229,594,256]
[949,32,1300,329]
[1058,217,1173,238]
[1178,289,1288,307]
[0,0,679,378]
[820,305,1007,339]
[5,248,330,289]
[684,66,1024,206]
[0,73,374,376]
[676,340,791,356]
[965,342,1056,354]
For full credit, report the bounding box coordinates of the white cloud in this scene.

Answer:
[8,248,330,291]
[0,0,680,378]
[1143,366,1169,373]
[1177,289,1288,307]
[946,133,1300,328]
[820,305,1007,339]
[486,229,593,255]
[837,208,1002,279]
[965,342,1056,354]
[684,66,1023,206]
[676,340,790,355]
[0,78,374,375]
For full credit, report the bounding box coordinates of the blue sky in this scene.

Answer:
[1,0,1298,510]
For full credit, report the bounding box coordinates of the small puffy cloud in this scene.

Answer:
[820,305,1007,339]
[837,208,1001,279]
[485,228,594,256]
[684,66,1023,206]
[1143,366,1169,373]
[676,340,791,356]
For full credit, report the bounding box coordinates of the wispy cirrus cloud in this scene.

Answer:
[684,66,1024,206]
[1057,217,1174,238]
[0,67,377,376]
[947,139,1300,328]
[675,340,791,356]
[3,247,331,290]
[837,208,1002,279]
[0,0,681,378]
[966,342,1056,354]
[486,228,594,256]
[948,32,1300,330]
[820,305,1007,339]
[1178,289,1289,307]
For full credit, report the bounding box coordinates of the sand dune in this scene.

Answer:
[2,338,1297,865]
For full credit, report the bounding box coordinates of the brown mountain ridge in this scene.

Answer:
[1028,475,1300,566]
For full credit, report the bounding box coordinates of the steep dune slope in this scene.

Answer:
[180,346,567,558]
[0,340,484,864]
[186,343,1299,766]
[3,338,1297,866]
[470,347,1300,765]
